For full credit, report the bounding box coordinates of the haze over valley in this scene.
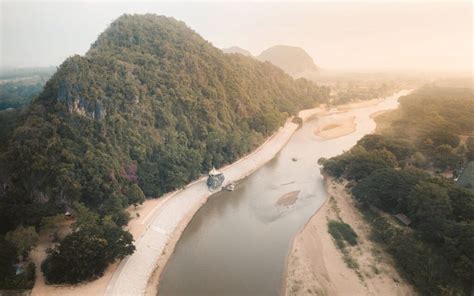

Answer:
[0,2,472,296]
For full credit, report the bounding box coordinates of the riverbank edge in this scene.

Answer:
[281,90,415,296]
[280,172,332,296]
[144,106,329,296]
[145,91,410,295]
[282,175,416,296]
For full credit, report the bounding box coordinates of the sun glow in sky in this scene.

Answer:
[1,1,472,72]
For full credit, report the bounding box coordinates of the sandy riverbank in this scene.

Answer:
[284,176,415,296]
[315,116,356,139]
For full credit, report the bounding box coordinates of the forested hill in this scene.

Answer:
[257,45,319,77]
[0,14,328,234]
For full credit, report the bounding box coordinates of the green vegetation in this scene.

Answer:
[5,226,39,259]
[314,71,422,105]
[0,67,56,80]
[0,226,39,290]
[0,14,328,285]
[327,219,360,271]
[327,220,358,248]
[457,161,474,190]
[0,237,36,290]
[41,204,135,284]
[0,67,55,110]
[331,82,400,105]
[0,262,36,290]
[0,109,22,152]
[0,81,44,110]
[320,85,474,295]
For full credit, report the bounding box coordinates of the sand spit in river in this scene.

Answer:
[315,116,356,139]
[276,190,300,207]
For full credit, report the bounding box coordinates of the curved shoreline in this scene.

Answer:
[283,176,415,296]
[105,106,328,296]
[282,91,415,296]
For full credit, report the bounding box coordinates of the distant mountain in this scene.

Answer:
[0,14,328,234]
[257,45,318,78]
[222,46,253,57]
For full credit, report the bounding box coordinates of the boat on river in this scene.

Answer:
[224,183,235,191]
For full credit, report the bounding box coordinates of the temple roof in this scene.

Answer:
[209,167,222,176]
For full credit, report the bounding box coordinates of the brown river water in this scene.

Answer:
[158,90,411,296]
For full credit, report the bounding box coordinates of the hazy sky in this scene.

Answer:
[1,1,472,72]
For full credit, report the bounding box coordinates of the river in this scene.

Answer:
[158,90,411,295]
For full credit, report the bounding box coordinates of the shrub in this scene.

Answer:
[0,262,36,290]
[328,220,358,247]
[41,223,134,284]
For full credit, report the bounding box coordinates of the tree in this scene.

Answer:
[72,202,99,231]
[0,237,17,281]
[101,224,135,263]
[344,152,392,181]
[128,184,145,207]
[432,144,462,170]
[41,223,135,284]
[443,222,474,286]
[357,134,413,160]
[407,181,452,242]
[5,226,39,259]
[447,186,474,222]
[352,168,414,212]
[410,151,428,168]
[372,149,398,167]
[41,229,109,284]
[465,137,474,161]
[426,130,460,148]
